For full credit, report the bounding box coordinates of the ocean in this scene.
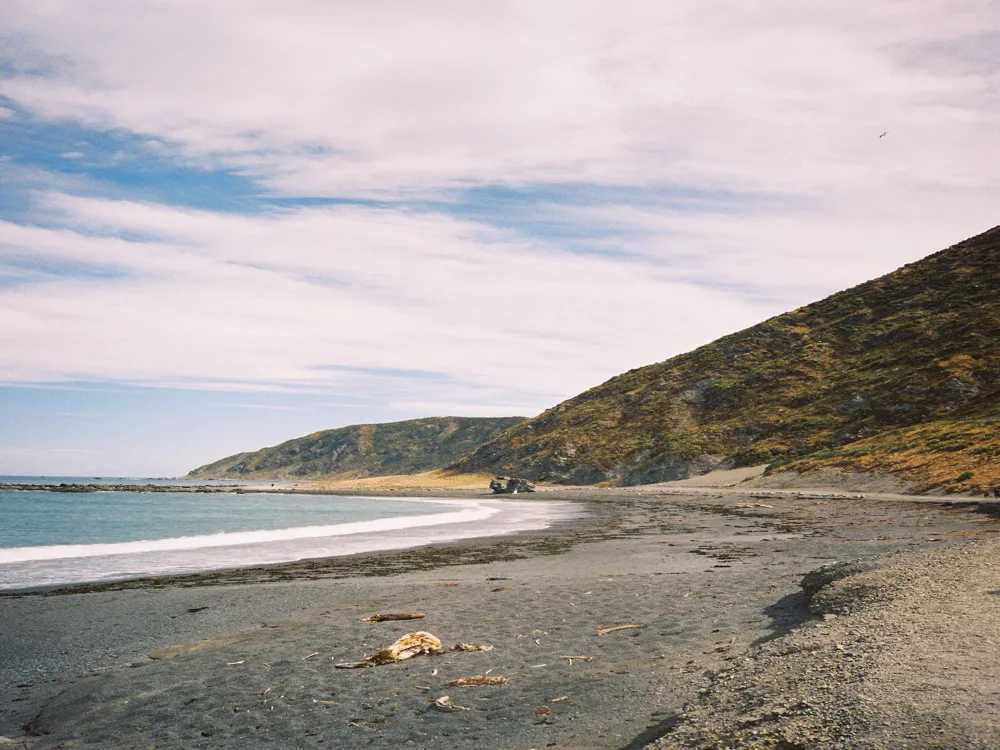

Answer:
[0,480,576,591]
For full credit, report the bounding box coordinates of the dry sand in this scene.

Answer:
[2,488,1000,748]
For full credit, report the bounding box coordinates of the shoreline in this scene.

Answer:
[0,493,582,595]
[3,489,1000,748]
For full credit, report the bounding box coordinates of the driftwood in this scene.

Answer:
[595,624,645,636]
[361,612,427,623]
[713,637,737,653]
[445,675,509,688]
[431,695,469,711]
[335,631,442,669]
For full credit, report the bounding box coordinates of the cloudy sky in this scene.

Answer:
[2,1,999,475]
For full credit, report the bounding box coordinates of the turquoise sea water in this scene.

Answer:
[0,475,267,486]
[0,481,577,591]
[0,490,445,548]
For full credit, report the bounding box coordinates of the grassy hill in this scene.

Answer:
[187,416,525,481]
[452,226,1000,493]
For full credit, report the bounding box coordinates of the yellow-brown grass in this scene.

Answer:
[306,470,499,491]
[778,417,1000,494]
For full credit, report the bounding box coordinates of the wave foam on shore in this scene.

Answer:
[0,497,577,591]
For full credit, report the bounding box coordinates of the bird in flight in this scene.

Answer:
[879,131,888,138]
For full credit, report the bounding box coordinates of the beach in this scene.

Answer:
[2,487,1000,748]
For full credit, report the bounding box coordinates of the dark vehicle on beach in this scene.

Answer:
[489,476,536,494]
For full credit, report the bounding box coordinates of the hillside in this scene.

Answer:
[453,226,1000,492]
[187,416,524,480]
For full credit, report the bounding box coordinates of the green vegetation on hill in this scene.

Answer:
[453,226,1000,491]
[187,416,525,480]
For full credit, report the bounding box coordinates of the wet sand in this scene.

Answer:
[2,489,999,749]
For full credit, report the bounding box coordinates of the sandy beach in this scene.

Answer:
[2,487,1000,749]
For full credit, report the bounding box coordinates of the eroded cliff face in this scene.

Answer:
[452,226,1000,490]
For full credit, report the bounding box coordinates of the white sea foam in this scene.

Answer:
[0,501,495,564]
[0,497,579,590]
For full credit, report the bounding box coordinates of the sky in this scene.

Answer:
[1,1,999,476]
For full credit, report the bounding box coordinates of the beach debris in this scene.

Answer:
[226,660,245,665]
[312,699,337,705]
[713,637,737,653]
[255,688,271,696]
[301,652,320,660]
[551,696,569,702]
[451,643,494,652]
[535,706,552,717]
[335,631,442,669]
[361,612,427,623]
[445,675,509,688]
[432,668,439,676]
[562,655,595,664]
[489,476,536,494]
[431,695,470,711]
[735,503,773,508]
[530,663,547,668]
[492,586,516,592]
[596,624,645,636]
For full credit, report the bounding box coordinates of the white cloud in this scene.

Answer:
[1,0,998,200]
[224,404,309,412]
[1,1,1000,420]
[0,194,780,408]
